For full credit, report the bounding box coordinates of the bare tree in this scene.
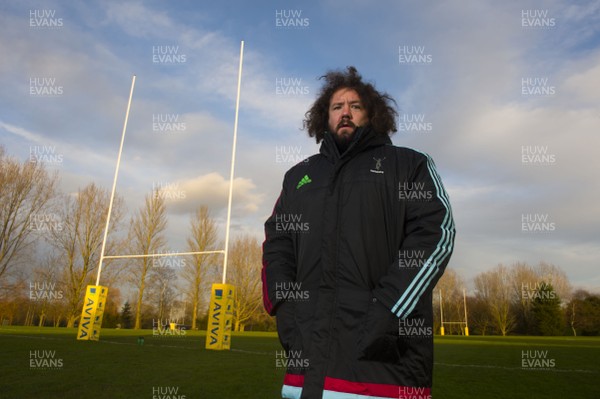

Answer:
[474,264,515,336]
[467,295,492,335]
[146,265,178,322]
[183,206,220,329]
[535,261,572,304]
[0,273,28,325]
[227,235,262,331]
[569,300,577,336]
[128,191,167,329]
[30,256,65,327]
[509,262,538,333]
[48,183,124,327]
[0,147,57,281]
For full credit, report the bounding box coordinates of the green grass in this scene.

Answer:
[433,335,600,398]
[1,326,283,399]
[1,327,599,398]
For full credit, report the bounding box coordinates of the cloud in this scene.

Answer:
[561,54,600,105]
[104,2,173,38]
[161,172,263,216]
[0,120,116,171]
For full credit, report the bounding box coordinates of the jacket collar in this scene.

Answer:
[319,125,392,162]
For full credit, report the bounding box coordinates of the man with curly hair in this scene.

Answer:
[262,67,455,399]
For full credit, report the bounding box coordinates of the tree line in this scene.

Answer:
[434,262,600,336]
[0,147,272,332]
[1,147,598,335]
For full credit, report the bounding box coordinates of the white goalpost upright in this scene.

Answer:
[205,40,244,350]
[77,41,246,347]
[221,40,244,285]
[96,75,136,287]
[76,75,138,341]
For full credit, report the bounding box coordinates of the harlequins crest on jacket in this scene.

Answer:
[262,125,455,399]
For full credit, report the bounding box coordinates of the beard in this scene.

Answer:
[331,120,357,153]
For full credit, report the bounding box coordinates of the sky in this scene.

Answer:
[1,0,599,292]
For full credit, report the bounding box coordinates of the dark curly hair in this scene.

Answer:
[303,66,398,143]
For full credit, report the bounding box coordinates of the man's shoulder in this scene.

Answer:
[285,153,322,172]
[282,153,325,185]
[381,144,430,162]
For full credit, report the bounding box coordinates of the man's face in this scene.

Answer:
[327,88,369,143]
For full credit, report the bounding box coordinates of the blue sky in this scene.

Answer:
[1,0,600,291]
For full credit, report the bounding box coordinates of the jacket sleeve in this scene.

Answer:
[261,178,296,316]
[373,151,455,319]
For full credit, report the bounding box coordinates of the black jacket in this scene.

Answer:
[262,126,455,399]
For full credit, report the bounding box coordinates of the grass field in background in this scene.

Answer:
[433,335,599,398]
[1,326,599,398]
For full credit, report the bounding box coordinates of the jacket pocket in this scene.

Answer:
[276,301,297,352]
[358,297,408,364]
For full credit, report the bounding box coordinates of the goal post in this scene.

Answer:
[438,289,470,336]
[77,41,246,347]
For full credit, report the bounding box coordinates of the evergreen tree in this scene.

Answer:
[531,282,564,335]
[120,301,133,329]
[566,291,600,336]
